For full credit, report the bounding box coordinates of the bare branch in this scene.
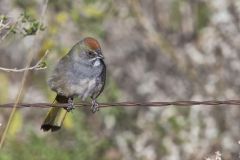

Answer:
[0,19,10,31]
[0,0,49,149]
[0,50,48,72]
[0,16,20,41]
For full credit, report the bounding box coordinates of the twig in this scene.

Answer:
[0,100,240,108]
[0,20,10,31]
[0,17,19,41]
[0,50,48,72]
[0,0,48,149]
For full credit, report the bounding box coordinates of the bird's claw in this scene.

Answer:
[66,98,74,112]
[91,100,99,113]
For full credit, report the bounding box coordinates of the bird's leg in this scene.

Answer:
[66,97,74,112]
[91,99,99,113]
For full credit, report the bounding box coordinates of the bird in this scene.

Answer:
[41,37,106,132]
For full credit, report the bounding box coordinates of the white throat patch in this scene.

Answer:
[93,59,101,67]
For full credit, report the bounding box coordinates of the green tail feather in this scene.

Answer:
[41,107,68,132]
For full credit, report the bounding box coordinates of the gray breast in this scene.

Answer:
[48,57,104,99]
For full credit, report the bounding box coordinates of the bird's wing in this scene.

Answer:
[91,59,106,99]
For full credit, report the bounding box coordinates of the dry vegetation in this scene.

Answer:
[0,0,240,159]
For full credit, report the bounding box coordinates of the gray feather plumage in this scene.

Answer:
[48,41,106,100]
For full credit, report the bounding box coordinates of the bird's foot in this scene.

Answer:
[66,98,74,112]
[91,100,99,113]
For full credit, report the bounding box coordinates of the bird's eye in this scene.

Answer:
[88,51,95,56]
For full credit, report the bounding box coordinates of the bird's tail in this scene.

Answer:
[41,95,69,132]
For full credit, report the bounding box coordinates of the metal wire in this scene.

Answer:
[1,100,240,108]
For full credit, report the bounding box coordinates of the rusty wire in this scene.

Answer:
[1,100,240,109]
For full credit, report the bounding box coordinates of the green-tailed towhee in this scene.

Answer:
[41,37,106,132]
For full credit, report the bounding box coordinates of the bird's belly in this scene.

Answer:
[68,78,97,100]
[49,62,104,99]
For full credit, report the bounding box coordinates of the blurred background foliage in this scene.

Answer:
[0,0,240,160]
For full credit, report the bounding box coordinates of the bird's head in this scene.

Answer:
[76,37,104,63]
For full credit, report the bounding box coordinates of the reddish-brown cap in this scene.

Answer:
[83,37,101,50]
